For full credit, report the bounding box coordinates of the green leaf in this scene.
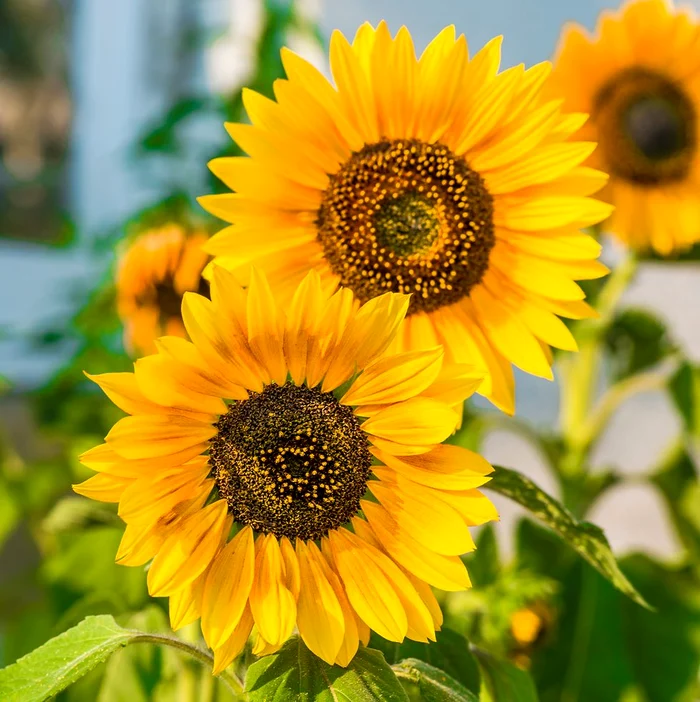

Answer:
[245,637,408,701]
[651,445,700,572]
[466,524,500,588]
[0,474,19,549]
[393,659,478,701]
[669,362,700,435]
[516,522,700,702]
[486,466,649,608]
[604,308,674,382]
[619,555,700,702]
[42,497,118,534]
[473,648,539,702]
[0,615,137,702]
[42,526,146,609]
[370,628,480,694]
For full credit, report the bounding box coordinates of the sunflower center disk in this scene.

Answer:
[210,382,372,541]
[153,279,184,320]
[317,139,495,315]
[624,96,688,162]
[595,68,696,185]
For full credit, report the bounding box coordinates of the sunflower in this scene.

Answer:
[198,23,612,415]
[549,0,700,254]
[117,224,210,355]
[74,267,497,671]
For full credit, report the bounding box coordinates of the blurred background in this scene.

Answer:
[1,1,699,700]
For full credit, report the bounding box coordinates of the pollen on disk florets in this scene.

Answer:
[316,139,495,315]
[209,382,372,541]
[595,67,696,185]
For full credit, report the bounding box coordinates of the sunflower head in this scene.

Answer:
[75,267,498,671]
[116,224,210,356]
[199,22,611,416]
[548,0,700,254]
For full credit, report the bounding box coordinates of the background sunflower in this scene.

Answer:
[117,224,210,356]
[548,0,700,254]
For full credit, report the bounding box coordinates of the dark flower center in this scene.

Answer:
[210,382,372,541]
[595,68,696,186]
[623,95,689,162]
[316,139,495,315]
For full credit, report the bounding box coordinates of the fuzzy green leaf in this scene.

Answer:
[0,615,137,702]
[487,466,649,608]
[393,659,479,701]
[245,637,408,701]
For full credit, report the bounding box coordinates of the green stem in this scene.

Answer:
[130,632,245,699]
[561,566,599,702]
[560,253,639,472]
[570,368,672,452]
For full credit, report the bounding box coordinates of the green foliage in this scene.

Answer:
[370,628,481,694]
[244,637,408,701]
[42,526,147,612]
[473,648,539,702]
[669,362,700,436]
[0,616,137,702]
[604,308,675,382]
[393,659,479,701]
[486,466,649,608]
[516,520,700,702]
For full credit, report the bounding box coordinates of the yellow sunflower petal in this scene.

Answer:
[419,363,485,407]
[247,269,288,385]
[201,525,255,650]
[341,347,444,407]
[249,534,296,648]
[212,606,254,676]
[116,522,165,567]
[362,500,472,591]
[322,292,410,392]
[326,528,408,642]
[169,569,209,631]
[105,414,215,461]
[85,372,157,416]
[147,500,230,597]
[369,471,477,556]
[372,444,493,491]
[133,355,226,418]
[295,539,345,665]
[117,460,212,524]
[363,397,459,447]
[72,473,132,503]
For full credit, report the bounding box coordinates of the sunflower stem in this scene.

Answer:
[557,252,638,516]
[560,252,639,455]
[130,632,246,699]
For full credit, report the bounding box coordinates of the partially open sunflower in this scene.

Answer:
[549,0,700,254]
[75,267,497,671]
[117,224,209,355]
[199,23,612,414]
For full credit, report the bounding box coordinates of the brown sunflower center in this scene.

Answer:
[139,275,210,326]
[594,68,696,185]
[209,382,372,541]
[154,279,183,320]
[317,139,495,315]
